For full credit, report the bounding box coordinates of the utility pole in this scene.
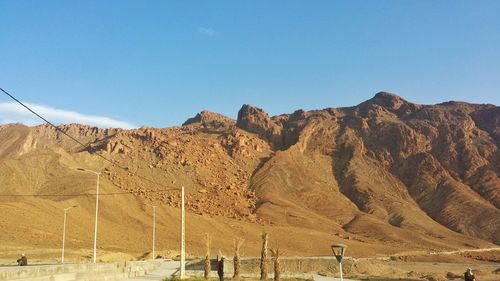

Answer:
[152,205,156,260]
[146,204,157,260]
[180,186,186,278]
[77,168,100,263]
[94,172,100,263]
[61,205,77,264]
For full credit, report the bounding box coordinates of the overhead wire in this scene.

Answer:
[0,188,180,197]
[0,87,180,197]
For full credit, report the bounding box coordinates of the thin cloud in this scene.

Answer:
[0,102,137,129]
[198,26,217,36]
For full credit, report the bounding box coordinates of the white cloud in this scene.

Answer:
[198,26,217,36]
[0,102,137,129]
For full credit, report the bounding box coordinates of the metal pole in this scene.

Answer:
[93,173,100,263]
[61,206,76,264]
[180,186,185,278]
[77,168,100,264]
[152,206,156,260]
[61,209,67,264]
[339,261,343,281]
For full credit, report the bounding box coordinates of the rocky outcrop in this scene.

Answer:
[359,91,423,117]
[182,110,235,127]
[236,104,284,148]
[470,105,500,144]
[236,105,313,150]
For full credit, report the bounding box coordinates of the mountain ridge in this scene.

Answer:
[0,92,498,259]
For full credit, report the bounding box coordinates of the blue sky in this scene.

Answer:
[1,0,499,128]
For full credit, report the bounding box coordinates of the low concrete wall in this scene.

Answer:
[0,260,163,281]
[186,256,348,276]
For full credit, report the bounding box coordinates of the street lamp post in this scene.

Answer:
[331,244,346,281]
[180,186,185,278]
[77,168,100,263]
[145,204,157,260]
[61,205,77,264]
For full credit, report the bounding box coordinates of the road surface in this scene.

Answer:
[120,261,360,281]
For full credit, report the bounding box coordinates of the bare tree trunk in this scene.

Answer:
[204,233,212,279]
[260,232,268,280]
[233,237,244,279]
[271,247,281,281]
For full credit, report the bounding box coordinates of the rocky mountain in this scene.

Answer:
[0,92,498,260]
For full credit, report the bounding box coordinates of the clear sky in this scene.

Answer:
[1,0,499,128]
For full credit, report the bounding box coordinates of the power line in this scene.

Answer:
[0,87,179,193]
[1,87,90,148]
[0,188,179,197]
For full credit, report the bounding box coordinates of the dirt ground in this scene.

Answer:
[2,248,498,281]
[316,251,500,281]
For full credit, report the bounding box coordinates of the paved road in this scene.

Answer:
[121,261,359,281]
[431,247,500,256]
[122,261,179,281]
[313,275,359,281]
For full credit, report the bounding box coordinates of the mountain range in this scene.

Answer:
[0,92,498,260]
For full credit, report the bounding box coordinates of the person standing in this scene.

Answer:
[464,268,475,281]
[217,256,225,281]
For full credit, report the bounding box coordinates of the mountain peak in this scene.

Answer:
[374,91,401,98]
[236,104,284,148]
[182,110,234,126]
[236,104,273,128]
[360,91,421,115]
[372,91,408,106]
[238,104,268,117]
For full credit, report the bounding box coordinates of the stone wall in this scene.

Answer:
[0,260,163,281]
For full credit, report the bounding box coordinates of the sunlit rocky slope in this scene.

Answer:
[0,92,498,261]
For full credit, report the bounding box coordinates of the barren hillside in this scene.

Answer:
[0,92,498,262]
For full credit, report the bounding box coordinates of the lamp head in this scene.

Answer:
[331,243,346,263]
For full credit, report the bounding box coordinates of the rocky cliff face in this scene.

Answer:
[0,92,498,253]
[182,110,235,128]
[235,92,499,242]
